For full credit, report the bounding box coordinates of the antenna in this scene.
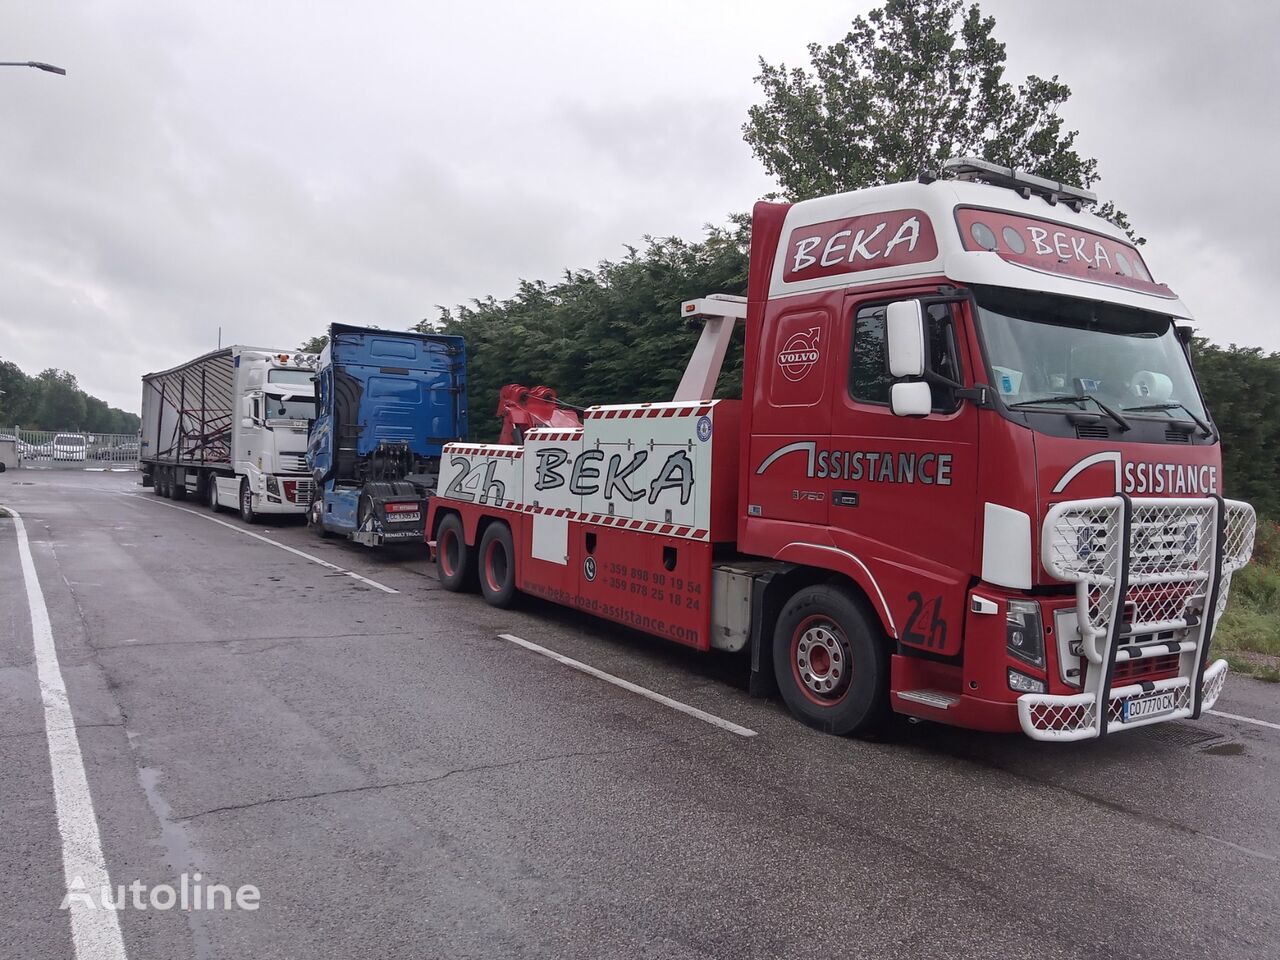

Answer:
[217,326,222,349]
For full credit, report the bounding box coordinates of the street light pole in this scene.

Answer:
[0,61,66,75]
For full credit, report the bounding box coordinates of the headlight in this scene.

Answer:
[1006,599,1045,668]
[266,475,279,495]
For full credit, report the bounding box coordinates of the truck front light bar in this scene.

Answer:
[1019,495,1254,741]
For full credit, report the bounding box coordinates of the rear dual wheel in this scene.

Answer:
[772,584,889,736]
[435,513,477,593]
[478,523,517,608]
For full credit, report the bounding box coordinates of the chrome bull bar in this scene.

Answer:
[1019,495,1255,742]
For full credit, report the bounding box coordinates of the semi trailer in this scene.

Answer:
[306,323,467,545]
[140,346,318,520]
[426,157,1256,742]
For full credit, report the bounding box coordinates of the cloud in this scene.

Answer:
[0,1,1274,415]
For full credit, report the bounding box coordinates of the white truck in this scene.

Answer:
[140,346,319,522]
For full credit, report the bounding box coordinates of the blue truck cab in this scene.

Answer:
[307,323,467,545]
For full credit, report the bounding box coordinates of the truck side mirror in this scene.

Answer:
[890,381,932,417]
[886,300,926,378]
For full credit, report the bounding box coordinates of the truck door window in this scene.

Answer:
[848,303,962,412]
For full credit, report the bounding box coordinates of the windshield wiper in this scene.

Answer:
[1009,394,1131,431]
[1122,401,1213,437]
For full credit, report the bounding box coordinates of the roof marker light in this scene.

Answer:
[942,157,1097,210]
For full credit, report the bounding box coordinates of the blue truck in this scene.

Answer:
[306,322,467,545]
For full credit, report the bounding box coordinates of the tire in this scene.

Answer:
[239,479,257,524]
[208,476,222,512]
[171,472,187,501]
[435,513,476,592]
[308,497,334,538]
[772,584,889,736]
[478,522,517,608]
[156,470,170,498]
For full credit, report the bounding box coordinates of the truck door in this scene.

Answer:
[827,293,979,652]
[746,291,840,526]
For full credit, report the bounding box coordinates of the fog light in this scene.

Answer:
[1006,599,1045,668]
[1008,669,1046,694]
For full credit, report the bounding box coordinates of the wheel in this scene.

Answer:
[772,584,889,736]
[156,470,170,498]
[239,479,258,524]
[478,522,517,608]
[208,476,222,512]
[308,497,334,538]
[435,513,476,592]
[171,471,187,501]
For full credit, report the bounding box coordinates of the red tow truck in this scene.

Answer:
[425,158,1256,741]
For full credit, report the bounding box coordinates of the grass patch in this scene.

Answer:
[1213,519,1280,681]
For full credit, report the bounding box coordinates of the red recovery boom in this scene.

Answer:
[496,384,582,445]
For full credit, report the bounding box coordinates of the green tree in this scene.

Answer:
[1192,339,1280,521]
[34,369,87,430]
[0,359,37,425]
[743,0,1135,235]
[420,225,750,440]
[297,335,329,353]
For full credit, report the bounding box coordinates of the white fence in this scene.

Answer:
[0,427,139,469]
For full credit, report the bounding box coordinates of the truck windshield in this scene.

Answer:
[265,397,316,421]
[973,286,1207,421]
[267,369,314,387]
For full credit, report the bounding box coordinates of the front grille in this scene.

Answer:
[286,478,315,505]
[280,454,308,473]
[1164,427,1190,443]
[1112,653,1181,685]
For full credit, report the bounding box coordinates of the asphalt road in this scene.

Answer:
[3,470,1279,960]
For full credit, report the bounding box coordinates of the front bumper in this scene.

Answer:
[1017,657,1229,742]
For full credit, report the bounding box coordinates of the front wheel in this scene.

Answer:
[772,584,889,736]
[478,522,517,608]
[435,513,476,592]
[239,479,258,524]
[308,498,333,538]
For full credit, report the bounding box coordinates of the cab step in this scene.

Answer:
[896,689,960,710]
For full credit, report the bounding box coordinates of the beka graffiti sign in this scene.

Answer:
[783,208,939,283]
[954,208,1169,296]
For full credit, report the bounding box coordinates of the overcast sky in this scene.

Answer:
[2,1,1276,414]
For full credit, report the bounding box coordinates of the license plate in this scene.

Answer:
[387,511,420,523]
[1121,690,1178,722]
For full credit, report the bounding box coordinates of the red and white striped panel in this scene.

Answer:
[584,403,714,420]
[522,501,708,541]
[523,428,583,442]
[444,444,523,459]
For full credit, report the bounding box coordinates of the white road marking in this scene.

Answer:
[1208,709,1280,733]
[126,494,398,594]
[497,633,758,738]
[6,507,129,960]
